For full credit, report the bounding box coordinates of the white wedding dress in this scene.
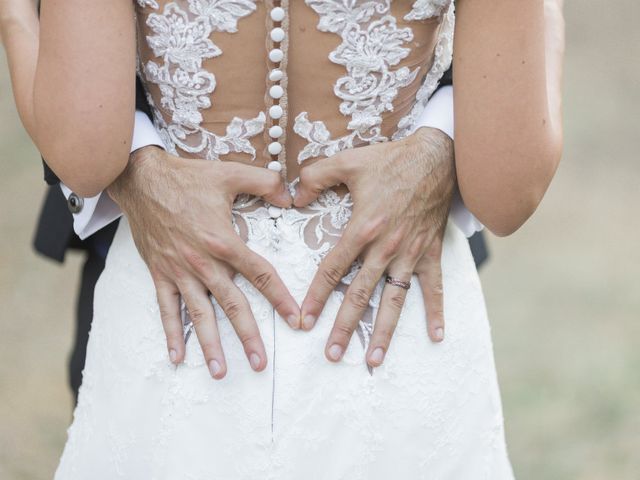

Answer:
[55,1,514,478]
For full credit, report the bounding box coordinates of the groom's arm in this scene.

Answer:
[412,69,483,238]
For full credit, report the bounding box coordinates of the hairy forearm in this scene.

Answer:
[454,0,564,236]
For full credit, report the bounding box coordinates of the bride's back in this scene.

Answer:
[135,0,454,180]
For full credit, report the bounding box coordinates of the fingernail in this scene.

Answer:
[287,315,299,329]
[208,359,221,377]
[169,349,178,364]
[303,315,316,330]
[328,344,344,361]
[435,327,445,342]
[369,347,385,365]
[250,353,262,370]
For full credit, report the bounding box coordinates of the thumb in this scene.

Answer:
[294,154,352,208]
[222,162,292,207]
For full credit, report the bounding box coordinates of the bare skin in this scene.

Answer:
[1,1,565,374]
[108,125,455,374]
[294,127,455,367]
[0,0,136,197]
[107,149,301,379]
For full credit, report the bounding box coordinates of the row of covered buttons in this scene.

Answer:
[267,5,286,219]
[267,6,286,158]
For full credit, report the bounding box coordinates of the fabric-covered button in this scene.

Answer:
[67,192,84,214]
[269,69,283,82]
[269,126,284,138]
[267,161,282,172]
[269,105,283,119]
[269,85,284,99]
[269,48,284,63]
[268,206,283,219]
[268,142,283,155]
[270,27,285,43]
[270,7,285,22]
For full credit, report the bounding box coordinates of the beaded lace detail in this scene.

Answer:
[138,0,265,160]
[134,0,455,354]
[294,0,454,161]
[54,4,514,475]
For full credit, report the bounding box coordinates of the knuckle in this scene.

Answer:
[199,340,219,357]
[170,265,187,281]
[158,304,177,321]
[205,235,233,259]
[252,270,274,292]
[333,321,354,339]
[265,172,282,192]
[220,297,242,320]
[187,305,208,327]
[430,280,444,297]
[321,264,344,287]
[375,326,395,344]
[389,292,406,310]
[238,331,260,349]
[347,287,371,310]
[184,250,207,274]
[355,218,385,246]
[407,235,426,260]
[429,308,445,324]
[381,237,402,260]
[299,166,316,186]
[426,239,444,260]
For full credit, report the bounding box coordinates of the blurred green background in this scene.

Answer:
[1,2,639,479]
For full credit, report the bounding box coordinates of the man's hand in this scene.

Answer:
[294,128,455,368]
[108,147,301,379]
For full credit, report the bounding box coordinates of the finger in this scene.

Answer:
[300,227,362,332]
[325,258,386,363]
[209,277,268,373]
[417,240,445,343]
[229,243,301,330]
[294,152,354,207]
[301,217,386,331]
[178,277,228,379]
[153,274,185,365]
[366,264,413,368]
[222,162,291,207]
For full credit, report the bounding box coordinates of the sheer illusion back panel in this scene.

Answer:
[134,0,450,180]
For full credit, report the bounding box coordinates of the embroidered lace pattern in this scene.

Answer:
[137,0,265,160]
[134,0,455,356]
[294,0,454,161]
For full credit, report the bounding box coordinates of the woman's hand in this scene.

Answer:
[108,147,301,380]
[293,127,456,368]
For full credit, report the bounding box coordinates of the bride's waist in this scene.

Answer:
[231,186,352,251]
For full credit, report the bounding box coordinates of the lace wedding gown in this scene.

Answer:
[56,1,514,478]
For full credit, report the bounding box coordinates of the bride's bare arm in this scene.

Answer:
[0,0,136,197]
[454,0,564,236]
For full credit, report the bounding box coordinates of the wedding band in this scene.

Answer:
[385,276,411,290]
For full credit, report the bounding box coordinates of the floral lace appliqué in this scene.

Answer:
[138,0,264,160]
[296,0,418,162]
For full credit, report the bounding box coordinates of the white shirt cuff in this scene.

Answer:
[131,110,164,152]
[413,86,483,237]
[412,86,454,140]
[61,111,164,240]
